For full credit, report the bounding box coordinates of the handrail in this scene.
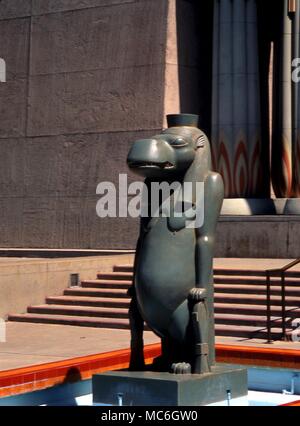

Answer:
[266,258,300,343]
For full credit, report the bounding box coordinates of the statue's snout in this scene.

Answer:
[127,139,175,175]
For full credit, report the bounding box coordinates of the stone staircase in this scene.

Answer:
[8,263,300,341]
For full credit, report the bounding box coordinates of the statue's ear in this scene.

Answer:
[181,135,209,206]
[196,135,206,150]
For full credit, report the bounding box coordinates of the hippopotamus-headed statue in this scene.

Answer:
[127,114,224,375]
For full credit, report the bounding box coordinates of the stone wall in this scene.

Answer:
[0,0,205,249]
[0,253,134,319]
[216,216,300,259]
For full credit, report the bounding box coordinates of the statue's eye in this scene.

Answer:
[171,138,188,148]
[196,135,206,149]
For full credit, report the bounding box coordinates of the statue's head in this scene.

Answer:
[127,114,211,179]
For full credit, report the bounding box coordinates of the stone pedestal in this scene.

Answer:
[92,365,248,406]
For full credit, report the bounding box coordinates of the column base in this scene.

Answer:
[221,198,300,215]
[221,199,276,215]
[283,199,300,215]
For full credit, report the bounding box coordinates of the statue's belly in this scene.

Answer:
[135,218,195,337]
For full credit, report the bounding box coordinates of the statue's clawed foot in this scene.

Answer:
[171,362,191,375]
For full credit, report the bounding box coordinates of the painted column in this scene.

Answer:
[292,0,300,196]
[211,0,220,174]
[212,0,265,198]
[216,0,234,197]
[247,0,264,197]
[233,0,248,197]
[272,0,293,198]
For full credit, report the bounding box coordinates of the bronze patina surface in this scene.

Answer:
[93,115,247,406]
[127,114,224,375]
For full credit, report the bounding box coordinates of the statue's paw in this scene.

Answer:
[189,288,207,302]
[171,363,191,375]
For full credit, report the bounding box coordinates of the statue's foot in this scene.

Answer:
[171,362,191,374]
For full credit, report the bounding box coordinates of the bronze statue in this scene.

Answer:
[127,114,224,375]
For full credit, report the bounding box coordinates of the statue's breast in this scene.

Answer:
[135,217,195,332]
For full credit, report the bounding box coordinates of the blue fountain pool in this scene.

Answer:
[0,366,300,406]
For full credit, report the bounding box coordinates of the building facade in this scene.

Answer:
[0,0,299,256]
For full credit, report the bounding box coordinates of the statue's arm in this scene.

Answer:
[129,178,151,294]
[128,216,147,297]
[128,202,149,370]
[191,172,224,298]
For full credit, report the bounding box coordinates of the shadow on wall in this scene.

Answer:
[176,0,214,136]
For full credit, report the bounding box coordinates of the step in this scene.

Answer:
[214,303,300,318]
[58,289,300,307]
[37,299,300,319]
[81,279,131,290]
[214,275,300,286]
[82,279,300,296]
[61,289,300,307]
[27,305,292,328]
[46,296,130,308]
[214,313,285,328]
[113,264,133,273]
[28,304,128,319]
[8,313,131,330]
[214,293,300,306]
[214,284,300,297]
[8,312,286,339]
[214,324,287,340]
[64,288,300,304]
[64,287,129,299]
[8,309,289,339]
[97,272,133,281]
[214,269,300,278]
[113,264,300,278]
[45,297,300,318]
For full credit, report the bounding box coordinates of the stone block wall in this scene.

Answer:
[0,0,209,249]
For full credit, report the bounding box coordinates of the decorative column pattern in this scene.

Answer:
[212,0,264,198]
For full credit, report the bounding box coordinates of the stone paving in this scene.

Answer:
[1,321,300,372]
[0,322,160,371]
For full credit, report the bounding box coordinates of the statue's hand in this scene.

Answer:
[188,288,207,302]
